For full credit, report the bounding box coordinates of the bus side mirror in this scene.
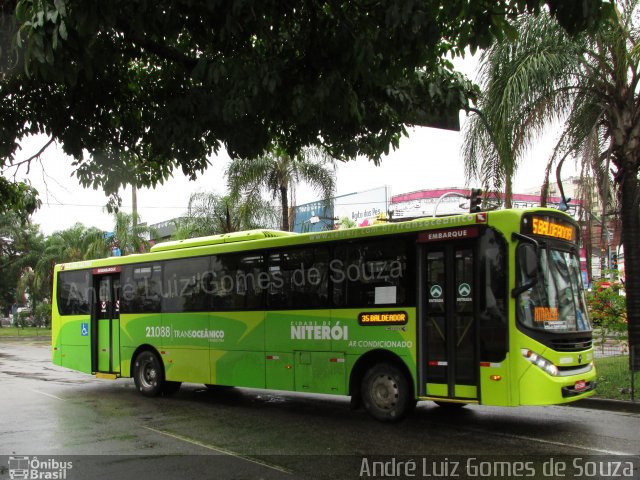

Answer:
[519,244,538,279]
[512,244,539,298]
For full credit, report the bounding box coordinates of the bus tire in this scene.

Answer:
[361,363,412,422]
[133,350,165,397]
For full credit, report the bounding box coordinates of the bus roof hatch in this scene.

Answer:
[150,229,297,253]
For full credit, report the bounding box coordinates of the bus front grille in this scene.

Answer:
[551,337,593,352]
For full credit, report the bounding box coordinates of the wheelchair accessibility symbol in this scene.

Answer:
[81,323,89,336]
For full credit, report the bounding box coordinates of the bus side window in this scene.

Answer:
[478,230,507,362]
[333,239,409,308]
[163,256,211,312]
[121,263,162,313]
[267,247,329,309]
[211,253,264,310]
[57,270,91,315]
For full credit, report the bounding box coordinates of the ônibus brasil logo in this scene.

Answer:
[8,456,73,479]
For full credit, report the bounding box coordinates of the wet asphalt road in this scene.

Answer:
[1,337,639,480]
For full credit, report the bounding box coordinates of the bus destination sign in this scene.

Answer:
[358,311,408,326]
[526,215,577,242]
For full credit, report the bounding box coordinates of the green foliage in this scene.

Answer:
[0,212,44,313]
[587,275,627,334]
[0,178,40,217]
[15,309,31,328]
[108,212,155,256]
[227,147,336,231]
[594,355,635,400]
[0,0,611,213]
[31,222,106,304]
[33,301,51,327]
[587,274,627,357]
[338,217,357,229]
[171,191,278,240]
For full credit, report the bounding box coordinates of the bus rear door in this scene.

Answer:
[417,231,479,402]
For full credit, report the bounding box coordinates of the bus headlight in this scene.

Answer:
[521,349,559,376]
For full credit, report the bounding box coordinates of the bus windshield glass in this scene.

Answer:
[516,246,591,333]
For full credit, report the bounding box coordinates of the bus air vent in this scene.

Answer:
[551,337,592,352]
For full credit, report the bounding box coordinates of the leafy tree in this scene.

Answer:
[0,0,611,211]
[227,147,336,231]
[0,177,40,217]
[15,309,31,328]
[171,191,278,240]
[0,212,44,314]
[587,275,627,355]
[461,3,640,368]
[33,301,51,328]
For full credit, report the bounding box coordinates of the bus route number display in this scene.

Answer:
[527,216,576,242]
[358,311,408,326]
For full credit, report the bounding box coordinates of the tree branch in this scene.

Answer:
[2,138,55,176]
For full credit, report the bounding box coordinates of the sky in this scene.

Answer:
[4,57,577,236]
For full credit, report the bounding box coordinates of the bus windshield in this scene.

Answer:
[516,246,591,333]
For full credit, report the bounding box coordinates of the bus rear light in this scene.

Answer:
[489,375,502,381]
[521,348,559,376]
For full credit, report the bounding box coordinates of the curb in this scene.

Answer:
[0,335,52,341]
[567,397,640,414]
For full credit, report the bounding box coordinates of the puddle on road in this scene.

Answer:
[1,370,51,380]
[0,370,92,386]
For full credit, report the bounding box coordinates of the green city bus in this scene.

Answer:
[51,208,596,421]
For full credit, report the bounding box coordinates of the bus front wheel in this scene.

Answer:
[361,363,413,422]
[133,350,166,397]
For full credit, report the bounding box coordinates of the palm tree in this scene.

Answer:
[171,191,278,240]
[226,146,337,231]
[462,3,640,368]
[462,106,520,207]
[109,211,155,255]
[73,212,156,257]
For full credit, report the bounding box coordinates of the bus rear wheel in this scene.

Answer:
[133,350,166,397]
[361,363,413,422]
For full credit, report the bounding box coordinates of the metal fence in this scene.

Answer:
[592,331,637,402]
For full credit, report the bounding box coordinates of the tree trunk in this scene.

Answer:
[504,173,513,209]
[280,186,289,231]
[619,161,640,370]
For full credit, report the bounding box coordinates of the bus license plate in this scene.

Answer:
[575,380,586,392]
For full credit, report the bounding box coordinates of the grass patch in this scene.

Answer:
[0,326,52,337]
[594,355,635,400]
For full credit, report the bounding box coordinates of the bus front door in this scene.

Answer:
[92,273,121,374]
[419,243,478,401]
